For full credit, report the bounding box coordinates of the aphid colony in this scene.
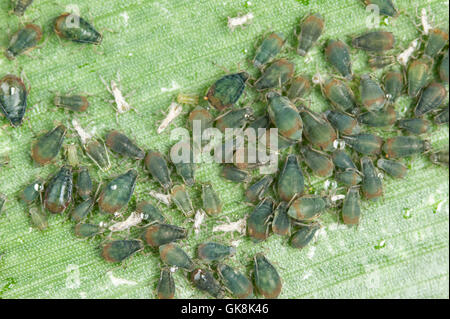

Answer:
[0,0,448,299]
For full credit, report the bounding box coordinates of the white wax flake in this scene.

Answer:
[100,72,133,114]
[193,209,207,235]
[421,8,432,35]
[227,12,254,31]
[72,119,93,145]
[212,218,246,235]
[161,81,180,93]
[149,190,171,205]
[120,12,129,26]
[302,270,313,280]
[231,240,241,247]
[312,72,323,85]
[306,246,316,259]
[304,56,313,64]
[397,39,419,66]
[331,194,346,202]
[108,212,144,232]
[107,271,137,287]
[157,102,183,134]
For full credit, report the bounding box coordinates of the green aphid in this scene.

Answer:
[435,106,449,125]
[29,207,48,231]
[322,78,357,113]
[44,166,73,214]
[287,76,311,102]
[290,224,320,249]
[171,141,196,186]
[70,198,94,222]
[76,167,93,201]
[336,169,362,187]
[253,253,282,299]
[159,243,194,271]
[397,118,431,135]
[299,107,337,151]
[217,263,254,299]
[300,146,334,177]
[325,39,353,80]
[65,144,79,168]
[170,184,194,217]
[383,136,430,158]
[360,74,386,111]
[142,223,187,247]
[351,31,395,53]
[288,195,328,221]
[414,82,447,117]
[13,0,34,16]
[272,202,291,236]
[247,197,274,242]
[254,59,295,91]
[74,223,103,238]
[253,32,286,68]
[190,268,223,298]
[331,149,357,170]
[101,239,143,263]
[407,57,431,98]
[430,148,449,167]
[424,28,449,58]
[97,169,137,214]
[342,186,361,225]
[361,157,383,200]
[136,201,165,223]
[20,178,44,204]
[342,133,383,155]
[215,107,254,132]
[202,183,222,216]
[221,165,251,183]
[54,94,89,112]
[145,150,172,191]
[377,159,407,179]
[105,130,145,160]
[0,193,6,215]
[248,114,270,131]
[31,125,67,166]
[5,24,42,60]
[358,106,397,127]
[384,70,403,103]
[245,175,273,203]
[197,242,236,263]
[325,110,360,135]
[363,0,398,17]
[0,74,28,127]
[368,55,395,70]
[206,72,249,111]
[189,106,213,135]
[277,155,305,202]
[54,13,102,44]
[84,139,111,172]
[439,50,449,83]
[157,268,175,299]
[267,92,303,142]
[296,13,324,56]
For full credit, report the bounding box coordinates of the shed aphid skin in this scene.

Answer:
[439,50,449,84]
[159,243,194,271]
[157,102,183,134]
[221,165,251,183]
[267,92,303,142]
[383,136,430,158]
[70,198,95,222]
[20,178,44,205]
[298,106,337,151]
[202,183,222,216]
[227,12,254,31]
[424,28,449,58]
[322,78,357,113]
[97,169,138,214]
[105,130,145,160]
[29,206,48,231]
[414,82,447,117]
[136,201,166,223]
[31,125,67,166]
[253,32,286,69]
[5,24,42,60]
[205,72,249,111]
[170,184,194,217]
[420,8,433,36]
[435,106,449,125]
[76,167,93,200]
[357,106,397,127]
[142,223,187,247]
[254,59,295,91]
[359,74,386,112]
[296,13,325,57]
[287,194,329,221]
[300,146,334,177]
[325,39,353,80]
[71,118,93,145]
[351,31,395,53]
[54,13,102,44]
[287,76,311,102]
[65,144,80,168]
[177,93,198,105]
[377,159,407,179]
[290,224,320,249]
[108,211,144,233]
[331,149,357,170]
[383,70,403,104]
[217,263,254,299]
[272,202,291,236]
[341,186,361,225]
[101,239,143,263]
[193,209,206,235]
[145,150,172,191]
[0,74,28,127]
[190,268,223,298]
[197,242,236,263]
[157,268,175,299]
[397,39,419,66]
[13,0,34,16]
[215,107,254,132]
[335,169,362,187]
[149,190,171,206]
[325,110,360,136]
[361,157,383,200]
[430,148,449,167]
[253,253,282,299]
[212,217,246,236]
[397,118,431,135]
[44,166,73,214]
[100,72,135,120]
[54,94,89,112]
[363,0,398,17]
[407,57,432,98]
[245,175,273,203]
[74,223,104,238]
[342,133,383,156]
[247,197,274,242]
[277,155,304,202]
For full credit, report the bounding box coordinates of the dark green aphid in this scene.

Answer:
[29,207,48,231]
[247,197,274,242]
[170,184,194,217]
[188,106,213,134]
[13,0,34,16]
[342,133,383,155]
[358,106,397,127]
[424,28,449,58]
[142,223,187,247]
[159,243,194,271]
[221,165,251,183]
[254,59,295,91]
[414,82,447,117]
[105,130,145,160]
[54,94,89,112]
[190,268,223,298]
[0,193,6,215]
[342,186,361,225]
[363,0,398,17]
[215,107,254,132]
[407,57,432,97]
[31,125,67,166]
[84,139,111,172]
[5,24,42,60]
[145,150,172,191]
[0,75,28,127]
[44,166,73,214]
[383,136,430,158]
[397,118,431,135]
[136,201,165,222]
[299,107,337,151]
[296,13,324,56]
[360,74,386,111]
[277,155,305,202]
[157,268,175,299]
[253,253,282,299]
[325,39,353,80]
[253,32,286,68]
[325,110,360,135]
[331,149,357,170]
[336,169,362,186]
[20,178,43,204]
[384,70,403,103]
[322,78,357,113]
[102,239,143,263]
[206,72,249,111]
[352,31,395,53]
[245,175,273,203]
[430,148,449,167]
[377,159,407,179]
[272,202,291,236]
[54,13,102,44]
[248,114,270,131]
[361,157,383,200]
[300,146,334,177]
[170,140,196,186]
[197,242,236,263]
[290,224,320,249]
[98,169,137,214]
[74,223,103,238]
[76,167,93,200]
[217,263,254,299]
[70,198,94,222]
[288,195,328,221]
[267,92,303,142]
[287,76,311,102]
[435,106,449,125]
[368,55,395,70]
[439,50,449,83]
[202,183,222,216]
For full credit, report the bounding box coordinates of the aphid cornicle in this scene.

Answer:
[215,107,254,132]
[197,242,236,263]
[221,165,251,183]
[13,0,34,16]
[342,186,361,225]
[5,24,42,60]
[300,146,334,177]
[272,202,291,236]
[0,75,28,127]
[145,150,172,191]
[253,253,282,299]
[287,195,328,221]
[74,223,103,238]
[335,169,362,187]
[377,159,407,179]
[290,224,320,249]
[190,268,223,298]
[84,139,111,171]
[54,94,89,112]
[342,133,383,156]
[359,74,386,111]
[97,169,138,214]
[331,149,357,170]
[325,39,353,80]
[76,167,93,201]
[142,223,187,247]
[54,13,102,44]
[439,50,449,83]
[397,118,431,135]
[157,268,175,299]
[245,175,273,203]
[202,183,222,216]
[363,0,398,17]
[352,31,395,53]
[20,178,44,204]
[205,72,249,111]
[29,207,48,231]
[424,28,449,58]
[287,76,311,102]
[102,239,143,263]
[254,59,295,91]
[296,13,324,56]
[70,198,94,222]
[430,148,449,167]
[277,155,305,202]
[322,78,357,113]
[361,157,383,200]
[435,106,449,125]
[31,125,67,166]
[105,130,145,160]
[267,92,303,142]
[383,70,403,103]
[170,184,194,217]
[298,107,337,151]
[189,106,213,134]
[407,57,432,98]
[159,243,194,271]
[217,263,254,299]
[44,166,73,214]
[414,82,447,117]
[247,197,274,242]
[136,201,166,223]
[357,106,397,127]
[383,136,430,158]
[253,32,286,68]
[325,110,360,135]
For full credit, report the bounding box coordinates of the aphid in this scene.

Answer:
[361,157,383,200]
[439,50,449,83]
[171,141,196,187]
[407,57,432,98]
[29,207,48,231]
[341,186,361,225]
[352,31,395,53]
[108,211,144,232]
[0,74,28,127]
[157,268,175,299]
[248,114,270,132]
[54,94,89,112]
[212,218,246,235]
[5,24,42,60]
[368,55,395,69]
[233,142,267,170]
[397,39,419,66]
[54,13,102,44]
[377,159,407,179]
[136,201,166,223]
[13,0,34,16]
[76,167,93,200]
[31,125,67,166]
[325,110,360,135]
[272,202,291,236]
[430,148,449,167]
[84,139,111,172]
[254,59,295,91]
[215,107,254,132]
[205,72,249,111]
[190,268,223,298]
[202,183,222,216]
[414,82,447,117]
[217,263,254,299]
[247,197,274,242]
[177,93,199,105]
[383,71,403,103]
[287,195,328,221]
[325,39,352,80]
[290,224,320,249]
[197,242,236,263]
[101,239,143,263]
[300,146,334,177]
[100,72,134,118]
[359,74,386,111]
[189,106,213,134]
[322,78,357,113]
[253,253,282,299]
[277,155,305,202]
[64,144,80,168]
[44,166,73,214]
[363,0,398,17]
[170,184,194,217]
[149,190,171,206]
[383,136,430,158]
[357,106,397,127]
[20,178,44,204]
[424,28,449,58]
[105,130,145,160]
[0,193,6,215]
[142,223,187,247]
[227,12,254,31]
[331,149,357,170]
[157,102,183,134]
[296,13,324,56]
[221,165,251,183]
[159,243,194,271]
[299,107,337,151]
[253,32,286,68]
[336,169,362,186]
[342,133,383,155]
[70,198,94,222]
[287,76,311,102]
[98,169,138,214]
[434,106,449,125]
[74,223,103,238]
[267,92,303,142]
[397,118,431,135]
[145,150,172,191]
[245,175,273,203]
